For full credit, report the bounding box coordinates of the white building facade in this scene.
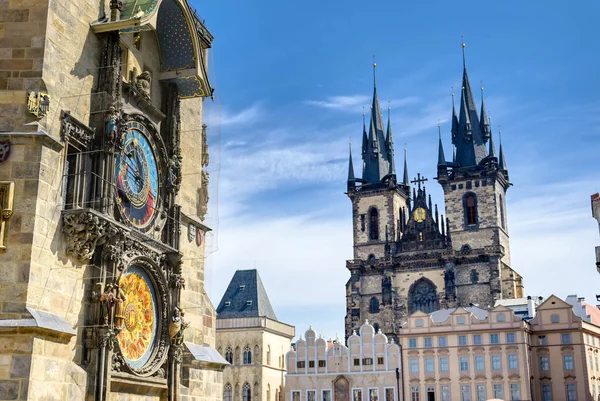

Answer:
[285,322,401,401]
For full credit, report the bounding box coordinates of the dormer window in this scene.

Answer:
[224,301,231,307]
[239,285,245,290]
[247,300,252,306]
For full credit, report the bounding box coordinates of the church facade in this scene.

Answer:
[345,55,524,342]
[0,1,225,400]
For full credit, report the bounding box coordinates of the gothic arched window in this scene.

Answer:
[464,193,478,226]
[267,345,271,366]
[373,323,380,333]
[408,278,439,314]
[225,347,233,364]
[471,269,479,284]
[243,382,252,401]
[243,346,252,365]
[369,208,379,240]
[224,384,232,401]
[370,297,380,313]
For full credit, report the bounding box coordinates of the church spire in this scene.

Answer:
[437,124,447,167]
[348,141,355,182]
[480,84,491,142]
[488,117,496,158]
[403,147,409,187]
[386,103,396,177]
[498,130,507,171]
[362,60,391,184]
[361,108,367,156]
[451,91,459,146]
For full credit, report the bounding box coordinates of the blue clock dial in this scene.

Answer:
[115,120,160,232]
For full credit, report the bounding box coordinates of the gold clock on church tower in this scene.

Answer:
[413,207,426,223]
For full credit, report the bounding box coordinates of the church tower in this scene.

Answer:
[435,43,524,306]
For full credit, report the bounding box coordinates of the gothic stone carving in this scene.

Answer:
[0,140,10,163]
[0,182,14,251]
[135,71,152,102]
[60,111,95,145]
[197,170,209,220]
[62,211,114,261]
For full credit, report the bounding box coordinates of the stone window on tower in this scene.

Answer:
[500,195,506,229]
[242,383,251,401]
[463,193,478,227]
[370,297,380,313]
[243,346,252,364]
[408,278,439,314]
[369,208,379,240]
[224,384,232,401]
[225,347,233,364]
[470,269,479,284]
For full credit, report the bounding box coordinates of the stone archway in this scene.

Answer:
[334,375,350,401]
[408,277,439,314]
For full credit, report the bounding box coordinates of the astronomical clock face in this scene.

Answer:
[115,120,161,232]
[117,266,159,369]
[413,207,426,223]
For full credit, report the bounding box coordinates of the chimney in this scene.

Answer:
[527,295,536,319]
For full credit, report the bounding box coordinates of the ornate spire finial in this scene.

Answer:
[480,80,484,100]
[372,55,377,87]
[461,36,466,69]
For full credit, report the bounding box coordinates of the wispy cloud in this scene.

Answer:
[305,95,371,112]
[205,103,263,127]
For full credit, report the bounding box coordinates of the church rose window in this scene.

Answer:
[369,208,379,240]
[464,193,478,226]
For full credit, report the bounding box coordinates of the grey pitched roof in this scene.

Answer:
[184,342,229,367]
[216,269,277,320]
[430,306,489,323]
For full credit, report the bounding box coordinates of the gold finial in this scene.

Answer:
[388,100,391,111]
[461,36,467,68]
[480,80,484,100]
[362,106,366,116]
[372,55,376,68]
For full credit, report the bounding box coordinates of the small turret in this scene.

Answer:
[347,142,356,191]
[480,86,491,142]
[499,130,508,173]
[385,104,396,178]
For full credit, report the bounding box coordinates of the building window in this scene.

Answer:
[510,384,520,401]
[243,383,251,401]
[470,269,479,284]
[441,385,450,401]
[297,361,305,368]
[595,356,599,371]
[564,354,574,370]
[318,360,326,367]
[426,386,435,401]
[377,357,384,365]
[369,297,380,313]
[411,386,420,401]
[539,355,549,371]
[464,193,478,226]
[499,195,506,229]
[459,356,469,372]
[424,337,433,348]
[461,384,471,401]
[368,389,379,401]
[438,336,447,347]
[562,333,572,344]
[408,278,439,314]
[363,358,373,366]
[415,319,424,327]
[542,384,553,401]
[425,357,434,373]
[551,313,559,323]
[224,383,232,401]
[409,338,417,348]
[473,334,482,345]
[439,357,449,372]
[353,389,363,401]
[538,335,547,345]
[373,323,380,333]
[457,316,465,325]
[409,358,419,373]
[459,335,467,346]
[385,388,395,401]
[309,360,315,368]
[506,332,516,343]
[353,358,360,366]
[475,355,484,371]
[490,334,499,344]
[267,345,271,365]
[369,208,379,240]
[322,390,332,401]
[292,391,301,401]
[508,354,518,370]
[243,347,252,364]
[497,314,505,322]
[492,354,501,370]
[566,384,577,401]
[307,390,316,401]
[476,384,486,401]
[493,384,503,399]
[225,347,233,364]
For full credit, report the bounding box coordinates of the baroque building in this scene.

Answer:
[216,269,295,401]
[345,49,524,342]
[0,1,226,400]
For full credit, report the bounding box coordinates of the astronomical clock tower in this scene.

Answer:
[0,1,226,400]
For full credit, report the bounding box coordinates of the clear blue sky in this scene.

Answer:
[192,0,600,341]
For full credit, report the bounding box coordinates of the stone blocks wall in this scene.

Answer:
[0,334,33,400]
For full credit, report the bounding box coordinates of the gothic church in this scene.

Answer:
[345,51,524,341]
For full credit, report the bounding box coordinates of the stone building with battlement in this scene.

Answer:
[0,1,225,400]
[345,48,524,342]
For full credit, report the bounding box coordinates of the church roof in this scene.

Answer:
[216,269,278,320]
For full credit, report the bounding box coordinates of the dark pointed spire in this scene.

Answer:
[441,214,446,236]
[451,90,459,145]
[347,141,355,182]
[437,124,447,167]
[386,103,396,176]
[488,118,497,158]
[403,147,409,187]
[480,84,491,142]
[435,204,439,226]
[498,130,507,171]
[361,108,367,156]
[452,146,457,164]
[362,60,390,183]
[428,193,432,211]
